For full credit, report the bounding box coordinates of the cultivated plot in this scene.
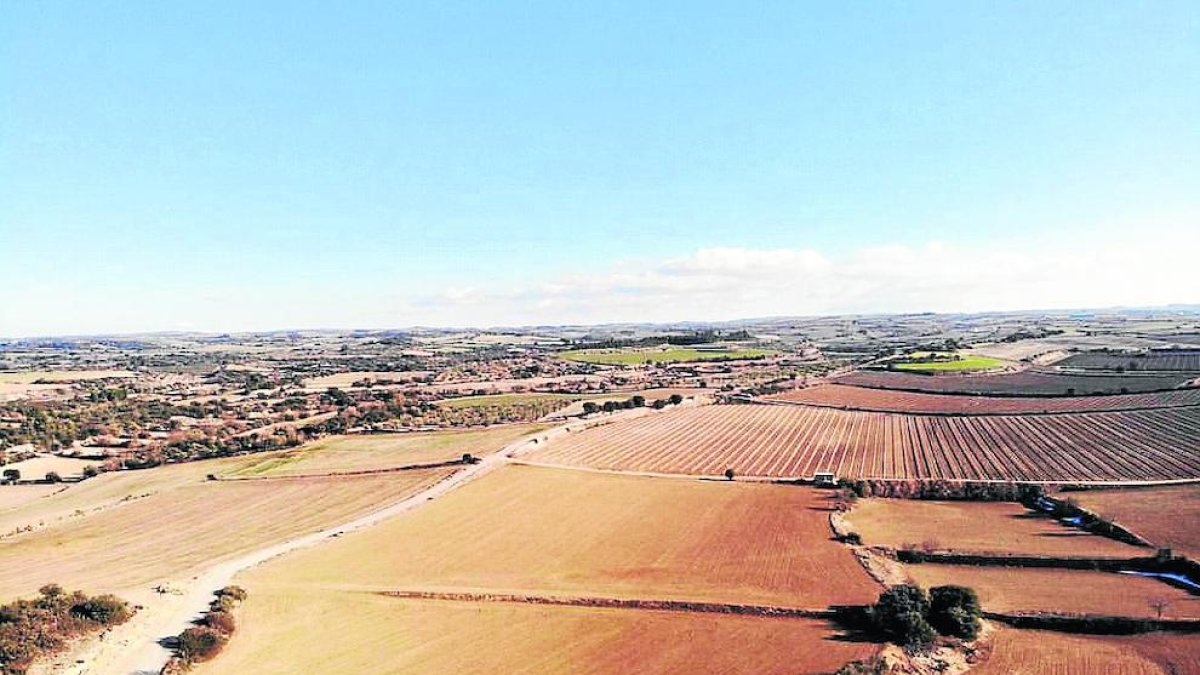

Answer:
[974,627,1200,675]
[197,591,875,675]
[845,499,1143,558]
[527,404,1200,482]
[1069,484,1200,560]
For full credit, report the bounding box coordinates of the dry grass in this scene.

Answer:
[224,424,546,477]
[0,469,451,600]
[846,499,1143,557]
[302,371,431,389]
[975,627,1200,674]
[904,565,1200,619]
[238,465,879,607]
[1069,484,1200,559]
[197,591,875,675]
[0,484,62,511]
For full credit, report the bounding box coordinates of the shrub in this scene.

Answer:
[203,610,236,635]
[44,472,63,484]
[70,595,131,624]
[2,469,19,483]
[216,586,247,602]
[929,585,981,639]
[724,468,735,480]
[81,465,100,479]
[868,585,936,651]
[177,626,225,663]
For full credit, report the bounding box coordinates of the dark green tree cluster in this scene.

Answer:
[866,584,980,652]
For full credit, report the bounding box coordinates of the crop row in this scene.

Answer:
[1057,351,1200,372]
[529,404,1200,482]
[765,384,1200,415]
[833,370,1196,396]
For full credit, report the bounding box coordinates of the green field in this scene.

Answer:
[891,352,1005,373]
[559,347,775,365]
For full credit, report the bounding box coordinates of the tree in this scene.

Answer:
[929,585,981,639]
[582,402,599,415]
[631,395,646,407]
[1149,597,1172,619]
[1,469,18,483]
[602,400,618,413]
[82,465,100,479]
[45,471,63,483]
[724,468,735,480]
[870,585,934,650]
[669,394,684,405]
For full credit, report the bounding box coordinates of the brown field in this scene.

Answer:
[975,627,1200,674]
[0,484,62,511]
[233,464,879,607]
[198,591,875,675]
[767,383,1200,414]
[1068,484,1200,559]
[527,404,1200,481]
[833,369,1196,395]
[1,454,100,479]
[224,424,546,477]
[0,468,451,600]
[903,565,1200,619]
[846,499,1143,557]
[0,370,135,384]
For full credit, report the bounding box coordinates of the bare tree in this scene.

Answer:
[1149,596,1172,619]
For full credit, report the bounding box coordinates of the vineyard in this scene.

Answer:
[1058,350,1200,372]
[766,383,1200,415]
[833,369,1196,396]
[527,404,1200,482]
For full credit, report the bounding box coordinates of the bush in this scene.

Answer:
[81,465,100,479]
[44,472,62,483]
[929,585,981,639]
[177,626,225,663]
[203,610,236,635]
[216,586,247,602]
[70,595,131,624]
[866,585,937,651]
[893,611,936,651]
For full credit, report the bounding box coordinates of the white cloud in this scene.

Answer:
[408,229,1200,327]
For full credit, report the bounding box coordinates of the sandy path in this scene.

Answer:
[34,406,674,675]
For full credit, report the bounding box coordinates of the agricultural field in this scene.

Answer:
[975,628,1200,675]
[527,404,1200,482]
[0,453,99,480]
[833,369,1196,396]
[766,383,1200,415]
[1068,484,1200,559]
[0,484,61,510]
[198,591,873,675]
[889,352,1006,373]
[0,460,452,600]
[1059,350,1200,372]
[230,464,879,607]
[902,565,1200,619]
[302,370,432,389]
[845,499,1143,558]
[559,346,775,365]
[223,424,546,477]
[0,370,134,384]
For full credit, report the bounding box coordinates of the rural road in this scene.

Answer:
[40,405,671,675]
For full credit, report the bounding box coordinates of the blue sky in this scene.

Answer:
[2,2,1198,336]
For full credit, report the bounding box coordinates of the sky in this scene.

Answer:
[2,1,1198,337]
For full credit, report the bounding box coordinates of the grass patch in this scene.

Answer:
[559,347,775,365]
[891,352,1004,373]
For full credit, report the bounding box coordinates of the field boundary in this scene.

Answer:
[760,396,1200,417]
[212,458,471,482]
[374,589,834,619]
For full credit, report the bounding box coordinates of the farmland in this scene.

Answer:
[223,424,547,478]
[902,565,1200,619]
[559,347,775,365]
[1059,350,1200,372]
[198,591,873,675]
[527,404,1200,482]
[889,353,1006,373]
[233,464,878,607]
[975,628,1200,675]
[1068,484,1200,559]
[845,499,1142,557]
[767,383,1200,415]
[0,463,452,600]
[833,369,1196,396]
